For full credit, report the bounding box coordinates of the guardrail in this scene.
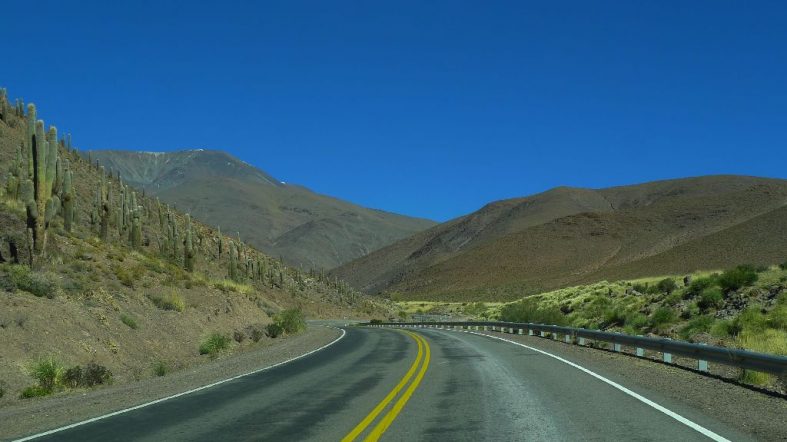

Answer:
[366,321,787,376]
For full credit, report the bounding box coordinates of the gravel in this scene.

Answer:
[0,325,341,441]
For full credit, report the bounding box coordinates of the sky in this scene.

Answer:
[2,1,786,222]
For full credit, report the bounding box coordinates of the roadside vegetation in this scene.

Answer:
[20,357,112,399]
[398,263,787,387]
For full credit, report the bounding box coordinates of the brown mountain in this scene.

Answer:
[332,176,787,301]
[88,150,435,269]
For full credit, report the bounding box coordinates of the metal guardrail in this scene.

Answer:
[367,321,787,375]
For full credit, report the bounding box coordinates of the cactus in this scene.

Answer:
[0,88,9,123]
[61,159,74,232]
[97,167,111,240]
[184,214,194,271]
[26,119,61,254]
[216,226,223,258]
[5,144,24,199]
[228,241,238,280]
[130,205,142,249]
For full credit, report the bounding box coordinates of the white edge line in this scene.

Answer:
[426,327,731,442]
[14,327,347,442]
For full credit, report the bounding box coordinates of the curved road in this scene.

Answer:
[24,327,753,441]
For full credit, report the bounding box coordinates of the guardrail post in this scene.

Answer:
[698,359,709,372]
[564,334,572,344]
[636,347,644,357]
[578,337,585,345]
[539,331,546,337]
[518,328,523,335]
[663,352,672,364]
[508,327,514,334]
[528,329,534,336]
[613,343,621,352]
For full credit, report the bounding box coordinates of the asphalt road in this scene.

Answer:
[24,327,753,441]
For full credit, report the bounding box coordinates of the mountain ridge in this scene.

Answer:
[332,175,787,300]
[88,149,436,269]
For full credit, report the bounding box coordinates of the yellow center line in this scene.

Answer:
[363,333,430,442]
[341,331,424,442]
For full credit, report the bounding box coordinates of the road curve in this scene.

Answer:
[21,327,755,441]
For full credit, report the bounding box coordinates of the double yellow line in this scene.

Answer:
[342,331,431,442]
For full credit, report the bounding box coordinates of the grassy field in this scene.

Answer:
[396,263,787,386]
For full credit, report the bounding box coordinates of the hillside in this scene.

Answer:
[0,88,390,404]
[333,176,787,300]
[88,150,436,269]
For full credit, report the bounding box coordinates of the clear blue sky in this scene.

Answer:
[3,1,786,221]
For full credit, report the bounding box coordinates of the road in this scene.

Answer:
[23,327,753,441]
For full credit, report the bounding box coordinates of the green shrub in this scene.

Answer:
[656,278,678,294]
[739,369,773,386]
[499,299,566,325]
[148,291,185,312]
[275,309,305,334]
[29,357,64,392]
[5,265,59,298]
[369,319,383,325]
[120,314,138,329]
[601,308,626,328]
[679,315,715,340]
[152,361,169,377]
[649,307,676,332]
[768,305,787,331]
[20,385,51,398]
[61,363,112,388]
[631,283,649,293]
[199,333,230,357]
[780,261,787,270]
[719,265,758,293]
[266,322,284,338]
[697,287,724,312]
[684,276,717,299]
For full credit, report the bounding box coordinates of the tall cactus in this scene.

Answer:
[216,226,223,258]
[97,168,110,241]
[130,205,142,249]
[61,159,74,232]
[184,214,195,271]
[27,119,61,254]
[228,241,238,280]
[5,144,23,199]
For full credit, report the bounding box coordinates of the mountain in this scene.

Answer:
[88,150,436,269]
[332,176,787,301]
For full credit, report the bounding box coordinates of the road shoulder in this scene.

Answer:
[0,325,342,441]
[469,329,787,442]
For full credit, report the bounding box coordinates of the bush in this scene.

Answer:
[656,278,678,294]
[152,361,168,377]
[148,291,185,312]
[61,363,112,388]
[601,308,626,328]
[29,357,64,392]
[199,333,230,357]
[679,315,715,340]
[233,330,245,343]
[20,385,51,398]
[120,314,138,329]
[499,299,566,325]
[266,323,284,338]
[369,319,383,325]
[649,307,676,332]
[780,261,787,270]
[275,309,306,334]
[719,265,758,293]
[684,276,717,299]
[250,328,264,342]
[6,265,58,298]
[697,287,724,312]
